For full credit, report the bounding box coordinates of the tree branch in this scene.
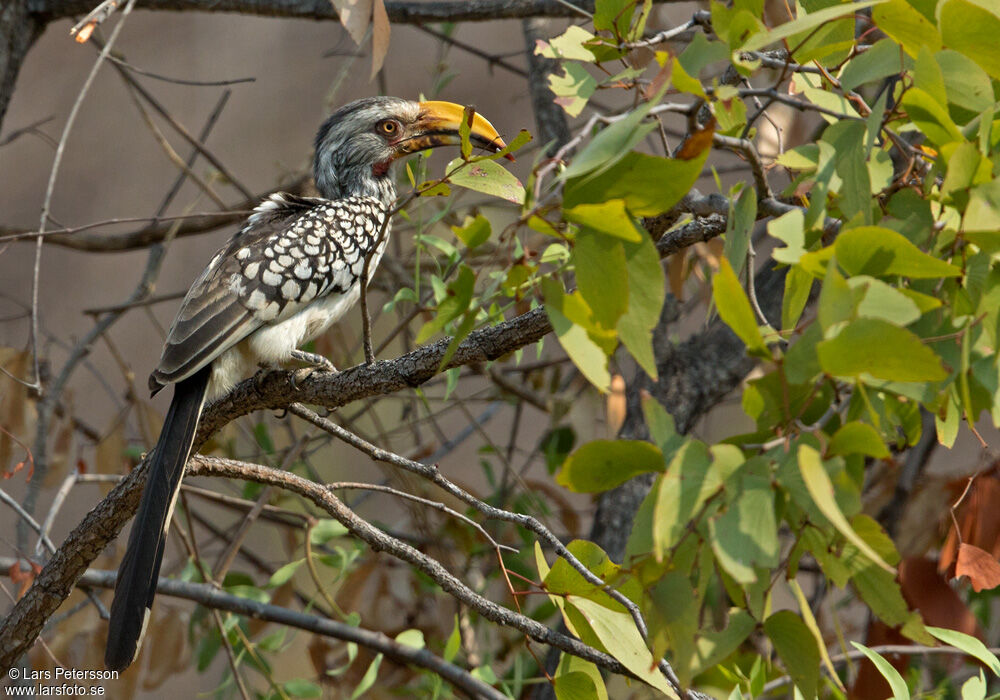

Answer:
[0,556,508,700]
[0,211,729,676]
[36,0,657,24]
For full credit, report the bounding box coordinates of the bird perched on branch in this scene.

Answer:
[105,96,506,671]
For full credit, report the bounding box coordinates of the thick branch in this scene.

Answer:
[38,0,612,23]
[0,0,42,127]
[0,214,726,672]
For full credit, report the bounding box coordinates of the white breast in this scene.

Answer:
[205,237,388,400]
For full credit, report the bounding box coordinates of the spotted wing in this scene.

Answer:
[150,194,318,390]
[150,193,387,392]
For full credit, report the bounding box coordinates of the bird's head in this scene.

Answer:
[313,96,506,204]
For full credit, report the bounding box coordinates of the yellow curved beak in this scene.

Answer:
[400,100,508,157]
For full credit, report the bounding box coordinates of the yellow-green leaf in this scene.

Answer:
[798,444,895,573]
[713,257,768,355]
[558,439,664,492]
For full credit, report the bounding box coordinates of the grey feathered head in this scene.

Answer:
[313,96,506,205]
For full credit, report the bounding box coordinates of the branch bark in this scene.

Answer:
[0,0,42,126]
[37,0,610,23]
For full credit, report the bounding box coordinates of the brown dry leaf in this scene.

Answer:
[0,348,34,474]
[142,607,190,689]
[607,374,626,438]
[331,0,372,45]
[899,557,981,636]
[676,117,716,160]
[667,247,688,300]
[956,543,1000,592]
[940,469,1000,575]
[370,0,390,79]
[8,561,35,598]
[643,60,672,101]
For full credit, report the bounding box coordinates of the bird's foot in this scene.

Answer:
[252,367,278,396]
[290,350,337,374]
[288,352,337,391]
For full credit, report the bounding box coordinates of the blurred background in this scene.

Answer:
[1,4,995,697]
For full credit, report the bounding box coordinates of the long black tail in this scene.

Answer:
[105,367,210,671]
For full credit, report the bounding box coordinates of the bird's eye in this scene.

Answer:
[377,119,400,137]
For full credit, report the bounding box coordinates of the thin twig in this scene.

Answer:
[106,54,255,87]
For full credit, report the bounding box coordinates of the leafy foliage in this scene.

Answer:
[9,0,1000,696]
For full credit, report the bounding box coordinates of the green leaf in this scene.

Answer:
[452,214,491,249]
[310,519,349,545]
[817,318,948,382]
[395,628,425,649]
[840,39,905,91]
[713,256,768,355]
[828,421,890,458]
[446,158,525,203]
[554,672,599,700]
[937,50,996,117]
[835,226,962,278]
[541,426,576,474]
[564,200,641,242]
[770,208,808,265]
[444,615,461,662]
[558,439,664,492]
[575,229,629,327]
[562,103,656,180]
[556,655,609,700]
[818,259,859,332]
[545,300,611,392]
[618,228,666,379]
[267,559,305,588]
[926,626,1000,676]
[938,0,1000,79]
[764,611,821,698]
[824,120,871,223]
[852,276,922,326]
[548,63,598,117]
[284,679,323,698]
[724,187,757,275]
[351,653,384,699]
[962,672,987,700]
[900,87,964,146]
[642,396,686,459]
[563,151,709,217]
[965,180,1000,234]
[850,642,910,698]
[535,25,598,61]
[654,441,715,558]
[690,609,755,675]
[782,266,814,331]
[416,264,476,343]
[872,0,942,56]
[789,578,845,691]
[566,596,680,698]
[648,572,699,685]
[710,475,780,583]
[798,444,896,572]
[742,0,882,51]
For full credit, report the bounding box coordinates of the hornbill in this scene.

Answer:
[105,97,506,671]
